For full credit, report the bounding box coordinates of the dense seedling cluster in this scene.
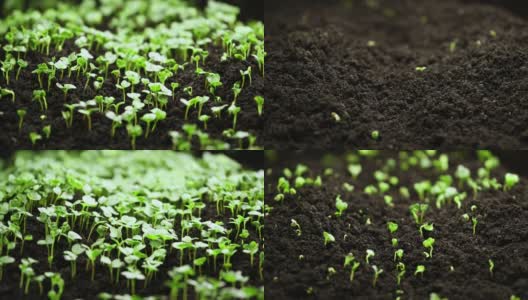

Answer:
[0,151,264,299]
[266,151,525,299]
[0,0,264,149]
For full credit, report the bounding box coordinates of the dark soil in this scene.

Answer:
[263,0,528,149]
[0,7,263,150]
[264,151,528,299]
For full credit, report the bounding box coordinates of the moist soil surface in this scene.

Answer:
[264,0,528,149]
[264,151,528,299]
[0,7,263,150]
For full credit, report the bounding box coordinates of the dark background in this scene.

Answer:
[0,0,263,21]
[266,0,528,19]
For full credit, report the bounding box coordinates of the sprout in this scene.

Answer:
[335,195,348,217]
[180,98,197,120]
[409,203,428,224]
[16,59,28,81]
[413,180,431,200]
[414,265,425,277]
[116,80,131,101]
[56,83,76,101]
[504,173,519,191]
[32,90,47,111]
[323,231,335,246]
[331,112,341,122]
[472,217,478,235]
[291,219,302,236]
[419,223,434,237]
[78,109,96,131]
[42,125,51,139]
[17,109,26,132]
[211,104,228,118]
[198,114,210,130]
[387,222,398,234]
[422,237,435,258]
[348,164,362,179]
[126,124,143,150]
[371,130,380,140]
[29,132,42,146]
[384,195,394,207]
[326,267,336,280]
[0,87,15,103]
[0,256,15,281]
[32,63,49,88]
[240,66,252,88]
[254,96,264,116]
[488,259,494,276]
[396,262,405,286]
[455,165,471,187]
[394,249,404,262]
[228,103,241,129]
[141,113,157,138]
[344,253,361,282]
[19,257,37,294]
[391,238,398,247]
[170,82,180,101]
[196,96,210,118]
[415,66,427,72]
[122,267,145,295]
[365,249,375,264]
[242,241,259,267]
[371,265,383,287]
[63,244,84,278]
[232,82,241,103]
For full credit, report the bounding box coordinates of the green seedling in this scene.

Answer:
[396,262,405,286]
[42,125,51,139]
[254,95,264,116]
[504,173,519,191]
[242,241,259,267]
[344,253,361,282]
[126,124,143,150]
[348,164,362,179]
[0,256,15,281]
[409,203,428,225]
[29,132,42,146]
[489,259,494,276]
[387,222,398,234]
[422,237,435,258]
[414,265,425,277]
[419,223,434,237]
[78,109,96,131]
[366,249,375,264]
[372,265,383,287]
[291,219,302,236]
[32,90,47,111]
[198,115,210,130]
[394,249,404,262]
[323,231,335,246]
[17,109,27,132]
[228,103,241,129]
[371,130,380,140]
[472,217,478,235]
[0,87,15,103]
[335,195,348,217]
[56,83,76,101]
